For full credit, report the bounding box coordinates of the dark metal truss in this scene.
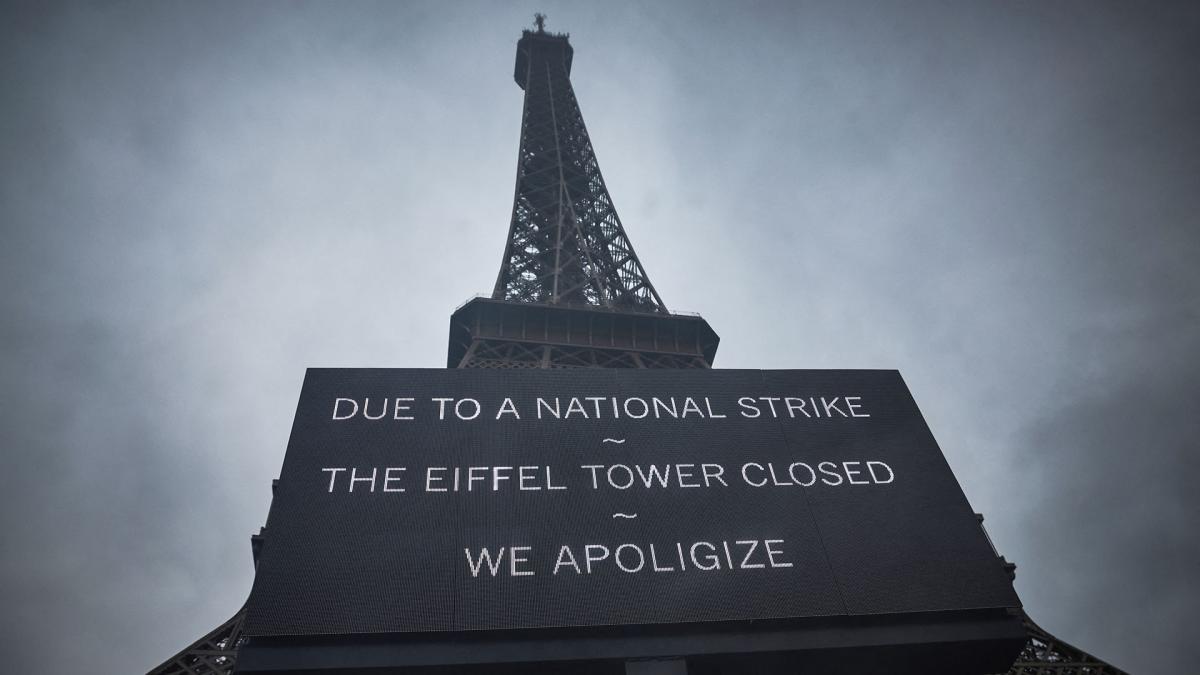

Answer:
[493,28,666,313]
[147,606,244,674]
[1003,615,1128,675]
[460,338,710,370]
[447,297,718,370]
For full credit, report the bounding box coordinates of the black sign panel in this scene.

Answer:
[245,369,1019,636]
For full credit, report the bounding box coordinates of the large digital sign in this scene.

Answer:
[244,368,1020,637]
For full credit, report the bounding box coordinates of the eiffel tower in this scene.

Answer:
[148,16,1124,675]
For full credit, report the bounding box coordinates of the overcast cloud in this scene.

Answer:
[2,2,1197,673]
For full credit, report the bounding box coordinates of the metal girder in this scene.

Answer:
[147,606,245,675]
[459,338,711,369]
[446,297,719,370]
[1002,614,1129,675]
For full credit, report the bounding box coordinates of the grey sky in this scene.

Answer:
[2,2,1196,673]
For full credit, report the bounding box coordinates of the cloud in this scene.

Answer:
[1,2,1196,673]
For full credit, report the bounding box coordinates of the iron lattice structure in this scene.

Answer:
[148,19,1126,675]
[449,23,717,370]
[148,606,244,674]
[1007,616,1128,675]
[494,27,665,311]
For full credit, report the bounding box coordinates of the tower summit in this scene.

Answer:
[448,17,718,369]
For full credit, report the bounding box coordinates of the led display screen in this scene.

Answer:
[245,368,1019,636]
